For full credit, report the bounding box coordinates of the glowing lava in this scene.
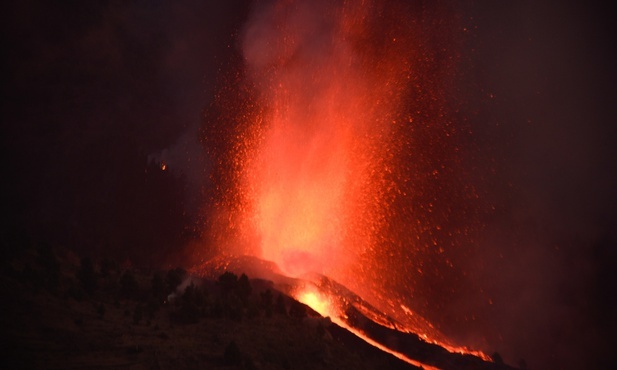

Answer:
[291,282,488,369]
[236,0,417,280]
[296,289,334,318]
[293,285,440,370]
[202,0,488,361]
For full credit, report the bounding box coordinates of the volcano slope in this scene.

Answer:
[1,248,517,370]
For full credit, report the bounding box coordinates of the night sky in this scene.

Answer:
[2,1,616,369]
[3,0,250,264]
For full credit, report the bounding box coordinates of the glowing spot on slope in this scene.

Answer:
[296,288,336,318]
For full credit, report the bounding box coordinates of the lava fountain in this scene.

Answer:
[239,0,413,278]
[202,0,489,362]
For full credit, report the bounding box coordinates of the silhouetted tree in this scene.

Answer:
[133,304,143,324]
[261,289,273,317]
[518,359,528,369]
[78,257,98,295]
[194,284,207,307]
[120,270,139,298]
[226,292,244,321]
[218,271,238,297]
[100,258,117,278]
[275,293,287,315]
[211,299,223,318]
[183,281,197,305]
[224,341,242,366]
[261,289,273,307]
[37,243,60,291]
[146,298,159,320]
[237,273,252,303]
[289,300,306,318]
[170,281,208,324]
[246,300,259,319]
[491,352,504,365]
[151,272,166,301]
[166,267,186,293]
[68,280,85,301]
[97,303,106,318]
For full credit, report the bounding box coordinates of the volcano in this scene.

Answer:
[194,255,517,370]
[199,0,509,367]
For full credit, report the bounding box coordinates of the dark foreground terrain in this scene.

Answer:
[0,245,515,370]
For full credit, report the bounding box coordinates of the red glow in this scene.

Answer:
[293,285,441,370]
[238,0,413,279]
[292,285,490,367]
[202,0,489,361]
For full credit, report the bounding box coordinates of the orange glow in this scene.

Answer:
[292,284,491,366]
[293,286,438,369]
[336,322,441,370]
[238,0,410,279]
[292,286,476,370]
[203,0,489,362]
[296,288,336,318]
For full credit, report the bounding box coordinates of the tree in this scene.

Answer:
[166,267,186,293]
[100,258,117,277]
[261,289,273,307]
[275,293,287,315]
[237,273,252,303]
[218,271,238,297]
[133,304,143,325]
[183,281,197,305]
[120,270,139,298]
[151,272,166,301]
[97,303,106,318]
[78,257,98,295]
[289,300,307,318]
[224,341,242,366]
[261,289,273,317]
[37,242,60,291]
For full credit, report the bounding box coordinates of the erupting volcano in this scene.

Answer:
[201,0,495,367]
[3,0,613,368]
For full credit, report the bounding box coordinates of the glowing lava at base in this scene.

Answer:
[294,285,440,370]
[193,255,494,369]
[291,274,492,367]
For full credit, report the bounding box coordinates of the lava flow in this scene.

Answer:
[201,0,489,365]
[294,284,441,370]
